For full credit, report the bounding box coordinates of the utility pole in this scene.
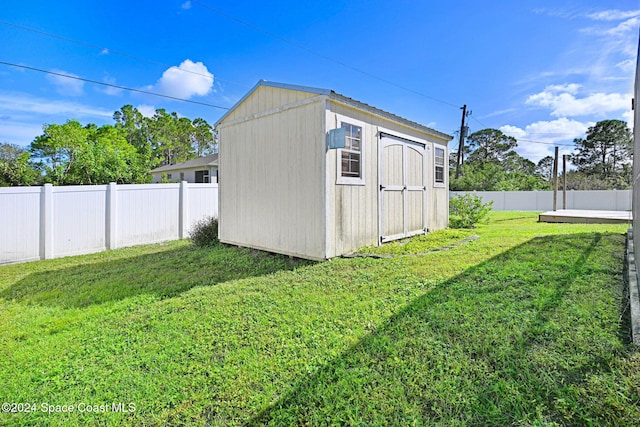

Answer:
[553,147,559,212]
[455,105,471,179]
[562,154,567,209]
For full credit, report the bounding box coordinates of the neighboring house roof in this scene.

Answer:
[215,80,453,142]
[150,154,219,173]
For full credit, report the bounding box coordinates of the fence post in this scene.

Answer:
[106,182,118,250]
[40,183,54,260]
[179,181,188,239]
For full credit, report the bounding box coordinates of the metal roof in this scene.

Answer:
[215,80,453,142]
[150,153,218,173]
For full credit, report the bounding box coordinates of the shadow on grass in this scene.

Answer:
[0,243,313,308]
[246,232,632,426]
[490,214,542,223]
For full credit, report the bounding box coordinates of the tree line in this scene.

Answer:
[0,105,216,186]
[450,119,633,191]
[1,112,632,189]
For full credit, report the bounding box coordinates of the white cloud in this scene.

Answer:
[507,7,637,164]
[622,109,634,128]
[136,104,156,118]
[526,9,638,88]
[0,119,44,146]
[616,59,635,73]
[526,84,629,117]
[46,69,84,96]
[0,93,114,145]
[580,16,639,57]
[583,16,640,37]
[587,9,640,21]
[500,118,593,163]
[0,92,112,118]
[501,119,590,149]
[500,125,526,140]
[101,75,124,96]
[532,8,583,19]
[181,1,192,10]
[504,118,591,143]
[152,60,213,99]
[545,83,581,95]
[609,16,640,36]
[479,108,518,120]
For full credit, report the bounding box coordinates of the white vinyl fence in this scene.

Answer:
[0,182,218,265]
[450,190,632,211]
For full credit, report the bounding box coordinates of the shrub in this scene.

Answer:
[449,193,493,228]
[189,216,219,247]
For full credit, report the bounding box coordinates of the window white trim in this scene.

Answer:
[434,145,446,187]
[336,115,366,186]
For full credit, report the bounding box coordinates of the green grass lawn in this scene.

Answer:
[1,212,639,426]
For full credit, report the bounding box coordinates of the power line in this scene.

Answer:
[191,0,461,109]
[1,61,576,147]
[518,138,575,147]
[0,20,250,89]
[4,16,579,144]
[470,115,490,129]
[0,61,230,110]
[524,132,582,137]
[2,13,461,113]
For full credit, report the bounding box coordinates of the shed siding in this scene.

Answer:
[325,101,449,257]
[407,145,426,232]
[219,99,325,259]
[380,142,405,239]
[423,142,449,232]
[325,107,378,257]
[218,82,450,260]
[430,187,449,230]
[223,86,318,124]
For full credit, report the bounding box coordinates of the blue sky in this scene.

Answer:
[1,0,638,163]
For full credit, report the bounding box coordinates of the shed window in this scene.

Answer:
[337,121,364,185]
[435,147,445,185]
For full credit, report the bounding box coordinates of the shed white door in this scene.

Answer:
[378,134,427,243]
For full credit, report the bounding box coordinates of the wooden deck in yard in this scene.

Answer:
[538,209,632,224]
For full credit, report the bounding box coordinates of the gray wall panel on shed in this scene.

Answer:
[634,34,640,300]
[218,99,325,260]
[223,86,318,124]
[430,188,449,230]
[325,107,379,257]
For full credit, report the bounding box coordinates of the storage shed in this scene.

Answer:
[215,81,452,260]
